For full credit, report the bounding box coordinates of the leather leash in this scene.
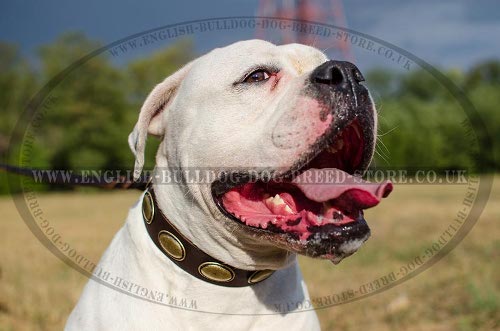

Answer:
[0,164,149,191]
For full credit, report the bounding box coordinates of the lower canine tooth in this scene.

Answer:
[266,194,293,214]
[266,194,285,206]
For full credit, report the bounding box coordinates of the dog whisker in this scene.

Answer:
[376,138,391,156]
[374,149,390,165]
[377,126,398,138]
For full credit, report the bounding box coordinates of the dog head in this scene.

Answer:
[129,40,392,268]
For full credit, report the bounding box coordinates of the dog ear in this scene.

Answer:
[128,61,194,180]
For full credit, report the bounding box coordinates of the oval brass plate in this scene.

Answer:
[248,269,274,284]
[198,262,235,283]
[142,191,154,224]
[158,230,186,261]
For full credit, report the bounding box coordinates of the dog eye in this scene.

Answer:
[243,69,271,83]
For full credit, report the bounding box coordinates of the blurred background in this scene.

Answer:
[0,1,499,330]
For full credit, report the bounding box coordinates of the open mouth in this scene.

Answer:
[212,119,393,262]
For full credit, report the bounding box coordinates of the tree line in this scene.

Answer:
[0,32,498,194]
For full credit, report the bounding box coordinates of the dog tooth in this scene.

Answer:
[266,194,286,206]
[271,218,278,224]
[266,194,294,212]
[265,194,295,216]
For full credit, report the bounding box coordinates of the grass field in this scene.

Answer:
[0,177,499,330]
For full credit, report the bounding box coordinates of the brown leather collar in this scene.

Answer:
[142,187,275,287]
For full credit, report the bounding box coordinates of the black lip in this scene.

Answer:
[297,70,375,177]
[304,214,371,258]
[211,116,374,237]
[211,78,375,247]
[211,179,371,246]
[211,112,373,197]
[280,115,373,182]
[211,171,262,197]
[212,188,279,237]
[213,182,372,259]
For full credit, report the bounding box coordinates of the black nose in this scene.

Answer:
[312,60,365,87]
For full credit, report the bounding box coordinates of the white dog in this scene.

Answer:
[65,40,392,330]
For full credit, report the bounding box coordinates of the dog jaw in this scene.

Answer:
[133,40,389,269]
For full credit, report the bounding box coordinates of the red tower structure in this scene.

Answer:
[256,0,354,61]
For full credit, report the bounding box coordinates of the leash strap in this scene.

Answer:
[2,163,276,286]
[0,164,148,191]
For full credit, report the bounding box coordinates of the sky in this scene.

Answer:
[1,0,499,72]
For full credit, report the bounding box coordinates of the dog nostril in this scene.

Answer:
[330,67,344,85]
[313,60,364,86]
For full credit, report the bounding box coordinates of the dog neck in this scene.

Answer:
[151,167,296,271]
[143,187,284,287]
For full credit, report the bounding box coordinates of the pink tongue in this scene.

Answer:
[291,168,393,210]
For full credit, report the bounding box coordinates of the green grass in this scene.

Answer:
[0,177,499,330]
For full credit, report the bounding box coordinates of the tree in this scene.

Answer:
[37,32,132,173]
[0,43,38,194]
[0,34,196,193]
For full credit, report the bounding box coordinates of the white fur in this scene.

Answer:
[66,40,333,330]
[65,194,320,330]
